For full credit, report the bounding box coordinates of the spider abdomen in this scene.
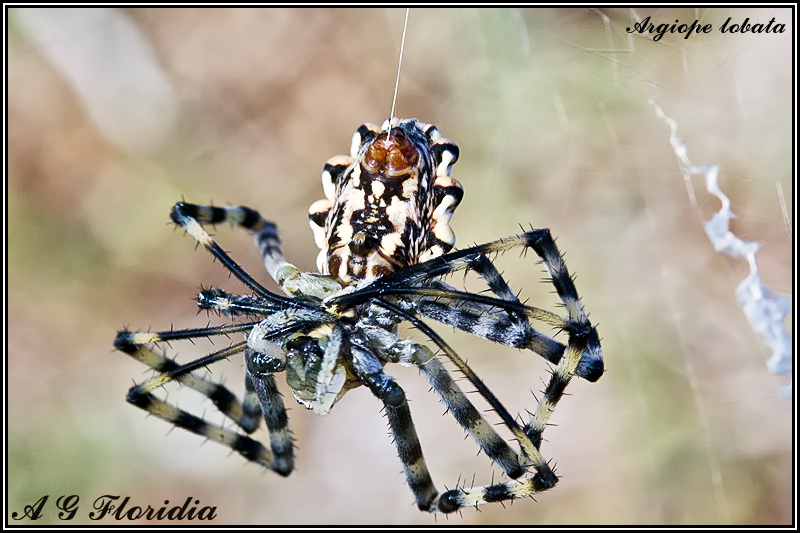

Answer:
[309,119,463,283]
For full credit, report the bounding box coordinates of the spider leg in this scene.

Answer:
[354,320,568,514]
[241,372,266,435]
[376,227,603,454]
[419,280,576,373]
[348,343,439,512]
[246,368,295,476]
[523,322,588,449]
[509,229,603,447]
[170,203,292,303]
[372,298,589,511]
[115,323,261,432]
[328,231,603,381]
[407,342,529,475]
[437,338,588,509]
[117,321,301,476]
[121,339,277,469]
[432,251,599,379]
[172,202,342,301]
[357,325,528,479]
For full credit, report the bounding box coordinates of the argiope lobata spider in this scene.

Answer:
[115,118,603,514]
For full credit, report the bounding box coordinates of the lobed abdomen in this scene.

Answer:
[308,118,463,284]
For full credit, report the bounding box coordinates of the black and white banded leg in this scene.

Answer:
[171,202,342,301]
[349,343,440,512]
[373,300,564,510]
[117,324,298,476]
[330,230,603,383]
[332,230,600,511]
[439,335,589,509]
[115,326,282,471]
[354,317,575,514]
[394,229,601,454]
[418,251,601,381]
[358,322,530,480]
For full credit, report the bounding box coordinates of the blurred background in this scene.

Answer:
[7,7,793,525]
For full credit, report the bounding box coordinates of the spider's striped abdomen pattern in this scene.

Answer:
[115,118,603,514]
[309,118,463,282]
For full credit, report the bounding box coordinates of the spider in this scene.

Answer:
[115,118,603,514]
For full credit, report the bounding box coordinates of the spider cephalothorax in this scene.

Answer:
[116,118,603,514]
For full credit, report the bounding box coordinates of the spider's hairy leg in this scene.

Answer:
[468,229,600,451]
[115,323,262,432]
[524,328,589,449]
[348,343,440,513]
[356,319,559,514]
[360,325,527,480]
[170,202,280,301]
[119,339,276,469]
[197,288,285,318]
[449,229,600,454]
[457,253,603,381]
[241,372,267,435]
[171,202,342,301]
[516,229,602,447]
[332,232,603,381]
[436,338,590,510]
[124,393,276,469]
[405,343,528,476]
[246,367,295,477]
[371,299,565,510]
[244,311,351,472]
[521,230,591,326]
[439,476,551,510]
[416,289,571,373]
